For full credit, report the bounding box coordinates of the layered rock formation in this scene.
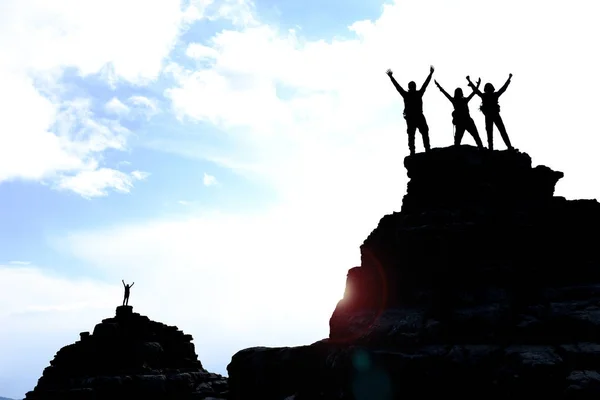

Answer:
[227,145,600,399]
[25,306,228,400]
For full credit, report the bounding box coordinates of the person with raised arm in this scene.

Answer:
[434,78,484,149]
[122,280,134,306]
[467,74,514,151]
[386,66,435,155]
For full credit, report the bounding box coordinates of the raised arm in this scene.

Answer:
[386,69,406,95]
[419,65,434,93]
[434,80,452,102]
[466,78,482,102]
[130,282,134,287]
[466,75,483,97]
[497,73,512,96]
[122,279,125,287]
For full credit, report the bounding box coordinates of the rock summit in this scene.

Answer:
[25,305,228,400]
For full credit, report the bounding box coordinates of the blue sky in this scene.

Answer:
[1,0,600,398]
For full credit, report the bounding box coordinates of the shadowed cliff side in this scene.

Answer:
[25,306,228,400]
[227,145,600,400]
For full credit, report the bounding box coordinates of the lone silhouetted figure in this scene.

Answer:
[434,78,484,149]
[467,74,514,151]
[386,66,434,155]
[122,280,134,306]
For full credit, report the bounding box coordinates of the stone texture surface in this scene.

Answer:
[227,145,600,399]
[25,306,228,400]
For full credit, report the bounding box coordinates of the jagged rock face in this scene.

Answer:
[227,145,600,399]
[331,146,600,339]
[25,306,228,400]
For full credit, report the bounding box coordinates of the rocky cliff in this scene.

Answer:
[227,145,600,399]
[25,306,228,400]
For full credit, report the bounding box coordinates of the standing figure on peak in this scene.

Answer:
[466,74,514,151]
[434,78,484,149]
[386,66,434,156]
[122,280,134,306]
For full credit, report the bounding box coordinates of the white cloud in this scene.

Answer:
[55,98,130,154]
[56,167,149,198]
[203,172,217,186]
[186,43,220,60]
[0,0,225,196]
[0,0,199,83]
[0,95,131,185]
[104,97,130,116]
[8,261,31,266]
[127,95,160,119]
[209,0,259,27]
[131,170,150,181]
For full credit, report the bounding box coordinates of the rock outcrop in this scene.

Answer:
[227,145,600,399]
[25,306,228,400]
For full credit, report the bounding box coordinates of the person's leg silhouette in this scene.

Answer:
[417,115,431,152]
[454,125,465,146]
[494,114,513,150]
[466,119,484,149]
[485,114,494,150]
[406,120,417,155]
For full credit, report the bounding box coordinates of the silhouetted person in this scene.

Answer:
[467,74,514,151]
[122,280,134,306]
[434,78,484,149]
[386,66,435,155]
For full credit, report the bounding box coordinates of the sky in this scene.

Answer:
[1,0,599,398]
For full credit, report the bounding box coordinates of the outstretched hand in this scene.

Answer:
[509,73,513,79]
[476,77,481,86]
[434,79,441,87]
[430,65,435,74]
[386,69,393,76]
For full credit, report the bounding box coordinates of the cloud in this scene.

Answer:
[0,95,132,186]
[0,0,222,197]
[56,167,149,199]
[208,0,259,27]
[203,172,217,186]
[131,170,150,181]
[104,97,131,116]
[0,0,202,83]
[186,43,220,60]
[127,96,160,119]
